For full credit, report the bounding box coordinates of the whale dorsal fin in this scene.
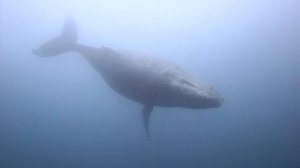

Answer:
[142,105,153,140]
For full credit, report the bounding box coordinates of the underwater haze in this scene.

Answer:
[0,0,299,168]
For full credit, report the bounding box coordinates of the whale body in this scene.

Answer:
[33,18,223,139]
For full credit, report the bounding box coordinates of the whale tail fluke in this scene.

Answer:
[33,17,77,57]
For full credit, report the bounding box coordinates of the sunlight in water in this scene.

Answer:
[8,0,237,32]
[71,0,237,30]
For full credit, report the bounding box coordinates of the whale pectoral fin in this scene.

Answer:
[142,105,153,140]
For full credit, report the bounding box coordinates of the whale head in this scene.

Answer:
[174,78,223,109]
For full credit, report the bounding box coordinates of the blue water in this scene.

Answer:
[1,0,299,168]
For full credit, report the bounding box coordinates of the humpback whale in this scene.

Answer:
[33,18,223,139]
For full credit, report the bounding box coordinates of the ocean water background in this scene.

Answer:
[0,0,299,168]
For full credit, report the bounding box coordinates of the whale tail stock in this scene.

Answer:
[33,17,155,141]
[33,17,77,57]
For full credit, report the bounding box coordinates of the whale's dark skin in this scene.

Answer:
[33,18,223,139]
